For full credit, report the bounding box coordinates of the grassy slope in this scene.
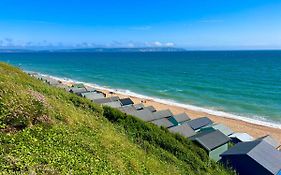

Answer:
[0,63,234,175]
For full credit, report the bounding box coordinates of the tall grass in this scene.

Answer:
[0,62,234,174]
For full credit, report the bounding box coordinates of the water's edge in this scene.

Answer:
[29,70,281,129]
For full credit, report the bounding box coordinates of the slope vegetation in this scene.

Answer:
[0,63,233,174]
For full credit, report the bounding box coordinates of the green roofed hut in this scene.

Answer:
[190,130,230,161]
[168,124,196,138]
[200,123,234,136]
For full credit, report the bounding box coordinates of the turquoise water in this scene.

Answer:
[1,51,281,126]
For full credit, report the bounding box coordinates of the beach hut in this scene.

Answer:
[72,83,85,88]
[229,132,254,144]
[69,87,88,96]
[256,135,280,149]
[200,123,234,136]
[46,79,61,86]
[126,108,154,122]
[169,113,191,125]
[150,109,173,121]
[144,106,157,112]
[119,105,137,114]
[220,140,281,175]
[168,124,196,138]
[94,96,120,104]
[85,86,96,92]
[103,101,122,108]
[134,103,145,110]
[186,117,213,131]
[190,130,230,161]
[151,118,175,128]
[81,92,105,101]
[120,98,134,106]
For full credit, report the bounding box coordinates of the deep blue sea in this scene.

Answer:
[1,51,281,127]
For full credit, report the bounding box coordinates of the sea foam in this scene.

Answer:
[35,71,281,129]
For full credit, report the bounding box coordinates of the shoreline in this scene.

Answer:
[37,72,281,142]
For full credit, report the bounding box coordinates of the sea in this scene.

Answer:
[1,51,281,128]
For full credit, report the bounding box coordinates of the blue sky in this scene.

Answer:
[1,0,281,50]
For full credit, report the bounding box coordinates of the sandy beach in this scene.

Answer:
[98,89,281,143]
[55,77,281,143]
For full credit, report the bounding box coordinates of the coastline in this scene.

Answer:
[41,73,281,142]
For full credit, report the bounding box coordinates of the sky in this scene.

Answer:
[1,0,281,50]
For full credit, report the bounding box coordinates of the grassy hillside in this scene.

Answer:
[0,62,234,174]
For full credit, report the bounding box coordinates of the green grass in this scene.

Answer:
[0,62,234,174]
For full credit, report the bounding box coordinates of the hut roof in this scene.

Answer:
[72,83,85,88]
[81,92,105,101]
[151,118,175,128]
[256,135,280,149]
[129,109,154,121]
[134,103,145,110]
[201,123,234,136]
[173,113,191,123]
[103,101,122,108]
[144,106,156,112]
[120,98,134,106]
[119,105,137,114]
[69,87,88,95]
[46,79,60,85]
[191,130,230,151]
[94,96,119,104]
[168,124,196,138]
[221,140,281,175]
[229,133,254,142]
[84,86,96,92]
[186,117,213,131]
[151,109,173,121]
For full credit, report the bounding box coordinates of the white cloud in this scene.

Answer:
[153,41,163,47]
[165,42,175,47]
[0,38,177,49]
[147,41,176,47]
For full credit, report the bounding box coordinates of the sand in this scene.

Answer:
[55,77,281,143]
[99,89,281,143]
